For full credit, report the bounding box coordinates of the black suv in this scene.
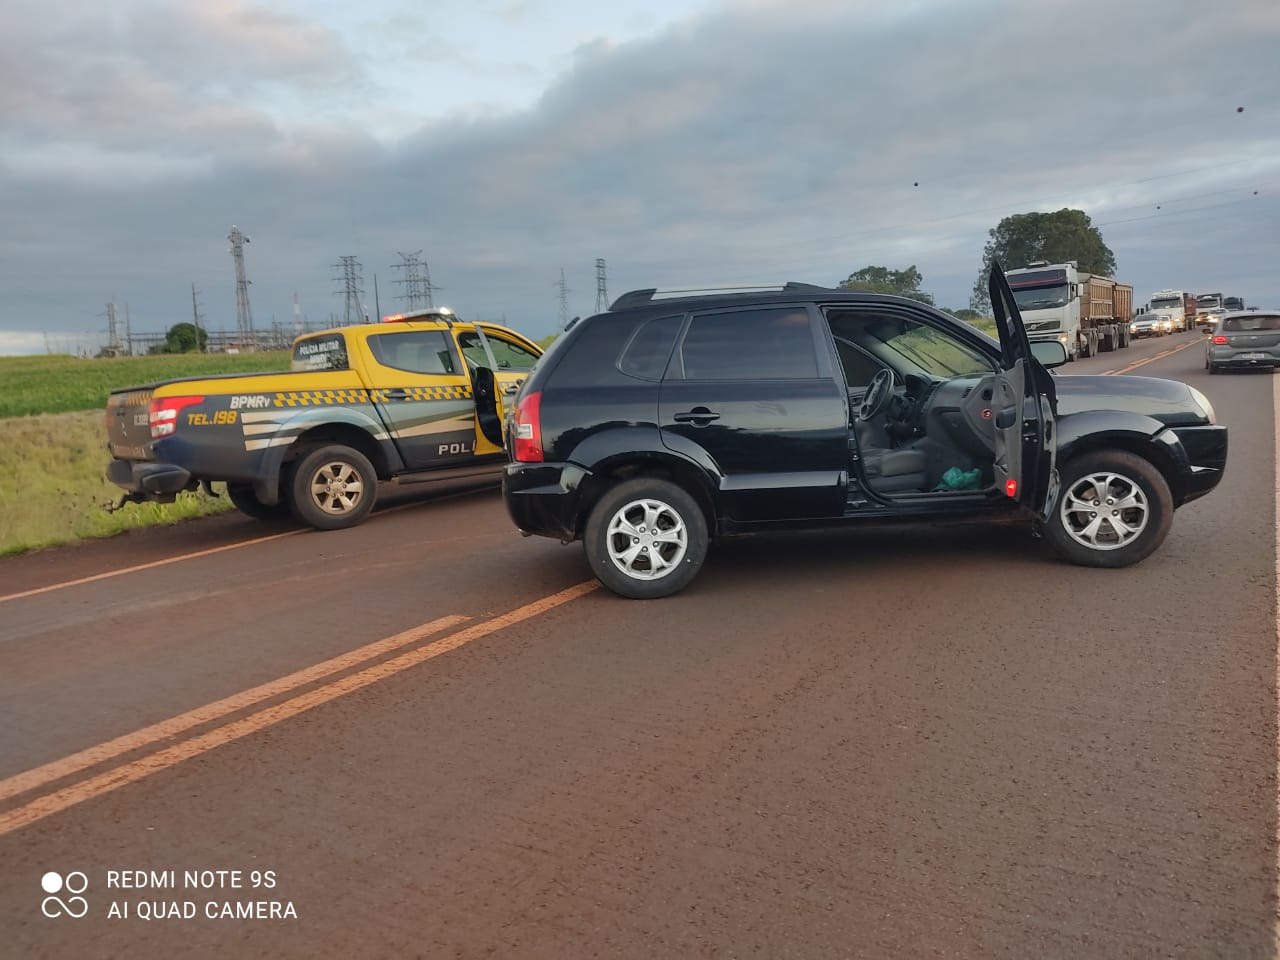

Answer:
[502,265,1227,598]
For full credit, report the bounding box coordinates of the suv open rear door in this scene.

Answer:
[989,261,1059,518]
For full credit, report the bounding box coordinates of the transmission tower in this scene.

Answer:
[557,268,571,327]
[595,258,609,313]
[334,256,366,324]
[228,226,255,340]
[392,251,438,310]
[102,299,124,356]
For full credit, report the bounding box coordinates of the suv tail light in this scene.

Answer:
[149,396,204,438]
[1213,335,1227,344]
[512,390,543,462]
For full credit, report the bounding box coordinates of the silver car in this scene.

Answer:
[1130,315,1170,338]
[1206,311,1280,374]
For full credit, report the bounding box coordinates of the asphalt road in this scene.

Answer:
[2,328,1275,958]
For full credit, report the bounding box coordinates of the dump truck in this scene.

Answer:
[1005,261,1133,361]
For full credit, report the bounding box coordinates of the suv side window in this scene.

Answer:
[367,330,457,375]
[675,307,818,380]
[618,314,683,381]
[833,337,883,389]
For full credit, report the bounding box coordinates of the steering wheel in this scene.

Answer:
[858,368,895,422]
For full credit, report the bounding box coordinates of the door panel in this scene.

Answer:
[989,262,1058,515]
[658,306,847,521]
[455,326,541,455]
[361,329,480,470]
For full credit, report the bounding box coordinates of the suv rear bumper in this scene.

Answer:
[107,459,194,496]
[503,461,590,541]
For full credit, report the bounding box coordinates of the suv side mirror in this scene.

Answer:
[1029,340,1068,369]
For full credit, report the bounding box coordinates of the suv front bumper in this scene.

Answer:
[503,461,591,541]
[1162,424,1228,505]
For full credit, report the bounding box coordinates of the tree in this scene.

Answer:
[838,265,934,305]
[970,208,1116,312]
[160,322,208,354]
[944,307,984,323]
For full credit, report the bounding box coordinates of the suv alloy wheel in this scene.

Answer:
[583,478,709,599]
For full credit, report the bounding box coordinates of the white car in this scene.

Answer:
[1130,316,1171,338]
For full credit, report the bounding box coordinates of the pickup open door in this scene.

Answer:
[453,324,541,457]
[989,261,1059,518]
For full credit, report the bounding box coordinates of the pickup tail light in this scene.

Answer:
[512,390,543,462]
[149,396,204,438]
[1213,335,1228,344]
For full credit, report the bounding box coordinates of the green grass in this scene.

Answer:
[0,410,234,556]
[0,352,292,418]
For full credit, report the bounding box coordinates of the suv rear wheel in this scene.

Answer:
[1043,450,1172,568]
[583,478,708,599]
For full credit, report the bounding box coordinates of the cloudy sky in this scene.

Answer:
[2,0,1277,354]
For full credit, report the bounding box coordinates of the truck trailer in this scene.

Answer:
[1006,261,1133,361]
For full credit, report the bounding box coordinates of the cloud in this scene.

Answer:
[2,0,1279,352]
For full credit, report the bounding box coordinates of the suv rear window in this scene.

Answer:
[676,308,818,380]
[1222,315,1280,332]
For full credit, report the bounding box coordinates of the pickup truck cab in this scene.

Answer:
[106,309,542,529]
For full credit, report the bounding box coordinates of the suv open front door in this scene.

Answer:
[989,261,1059,518]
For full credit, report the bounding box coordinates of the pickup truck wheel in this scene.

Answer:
[288,445,377,530]
[226,482,290,520]
[1043,451,1172,568]
[583,478,708,599]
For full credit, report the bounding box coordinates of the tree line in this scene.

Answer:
[838,207,1116,317]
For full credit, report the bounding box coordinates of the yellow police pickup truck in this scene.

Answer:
[105,309,543,530]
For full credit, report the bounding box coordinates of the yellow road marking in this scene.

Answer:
[0,530,304,605]
[0,482,498,606]
[1103,339,1200,376]
[0,582,598,836]
[0,614,469,804]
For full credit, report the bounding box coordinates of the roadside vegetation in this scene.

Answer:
[0,410,229,556]
[1,352,292,554]
[0,351,291,418]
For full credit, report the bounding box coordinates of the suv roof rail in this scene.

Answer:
[609,282,833,311]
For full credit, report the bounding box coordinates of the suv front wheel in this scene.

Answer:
[583,478,708,599]
[1042,451,1173,568]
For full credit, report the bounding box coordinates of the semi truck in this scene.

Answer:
[1195,292,1224,326]
[1147,289,1197,333]
[1005,261,1133,361]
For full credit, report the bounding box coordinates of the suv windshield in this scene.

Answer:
[875,324,994,378]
